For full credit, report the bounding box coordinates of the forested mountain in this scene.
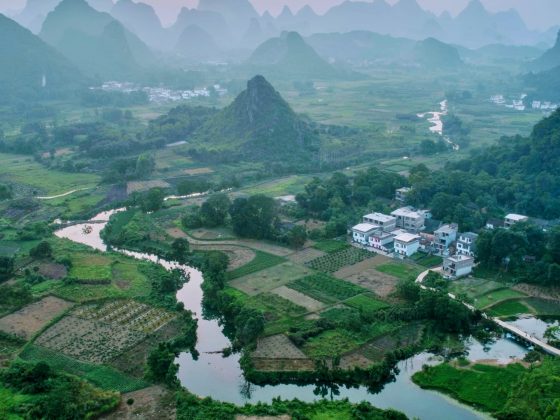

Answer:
[175,25,222,62]
[110,0,165,50]
[40,0,156,79]
[411,38,463,68]
[0,13,86,103]
[169,8,231,48]
[407,108,560,224]
[246,32,343,80]
[190,75,320,165]
[530,30,560,72]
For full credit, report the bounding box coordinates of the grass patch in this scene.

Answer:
[0,153,99,195]
[226,251,285,280]
[19,345,149,393]
[375,262,423,281]
[523,298,560,317]
[488,300,532,317]
[412,363,527,413]
[312,240,350,254]
[448,277,506,300]
[475,288,527,310]
[344,294,389,312]
[289,273,365,304]
[307,247,373,273]
[410,253,443,268]
[302,329,361,358]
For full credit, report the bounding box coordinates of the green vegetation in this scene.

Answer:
[289,274,365,304]
[410,253,443,268]
[474,288,527,310]
[345,294,390,312]
[375,263,423,281]
[307,247,373,273]
[226,251,285,280]
[413,358,560,419]
[19,345,148,393]
[488,300,531,317]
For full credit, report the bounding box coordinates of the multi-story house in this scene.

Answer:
[434,223,458,255]
[351,223,380,245]
[443,255,474,279]
[504,214,529,228]
[394,233,421,257]
[363,213,397,232]
[456,232,478,257]
[391,207,426,233]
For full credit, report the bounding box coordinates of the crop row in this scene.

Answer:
[307,247,373,273]
[288,273,366,304]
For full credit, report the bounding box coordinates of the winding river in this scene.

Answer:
[55,209,530,420]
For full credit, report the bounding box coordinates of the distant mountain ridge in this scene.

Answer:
[530,30,560,72]
[40,0,155,79]
[0,13,86,102]
[246,31,343,80]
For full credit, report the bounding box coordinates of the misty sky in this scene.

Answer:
[2,0,558,30]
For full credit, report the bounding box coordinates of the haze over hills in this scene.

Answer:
[190,75,320,163]
[110,0,166,50]
[530,31,560,72]
[246,31,343,80]
[0,13,86,102]
[40,0,156,79]
[411,37,463,68]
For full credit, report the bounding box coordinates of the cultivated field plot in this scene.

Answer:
[287,248,326,265]
[333,256,400,298]
[226,251,286,280]
[0,296,73,339]
[334,254,392,279]
[344,294,389,312]
[474,289,527,310]
[183,167,214,176]
[126,180,171,195]
[488,300,532,318]
[0,153,100,196]
[449,277,507,300]
[229,262,312,296]
[35,300,176,363]
[190,244,256,272]
[375,262,423,281]
[360,323,424,362]
[288,274,365,304]
[523,298,560,316]
[37,263,68,279]
[312,240,350,254]
[307,247,374,273]
[252,334,309,360]
[271,286,326,312]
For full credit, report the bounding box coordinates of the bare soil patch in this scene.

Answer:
[229,263,311,296]
[0,296,73,339]
[253,335,308,359]
[513,283,560,300]
[340,353,373,370]
[101,385,175,420]
[127,180,171,195]
[252,358,315,372]
[189,243,256,272]
[37,263,68,280]
[271,286,325,312]
[287,248,326,265]
[183,167,214,176]
[166,228,188,239]
[335,255,399,298]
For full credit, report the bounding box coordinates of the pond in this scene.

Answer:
[506,315,560,342]
[56,209,530,420]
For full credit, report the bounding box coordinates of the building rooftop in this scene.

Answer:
[396,187,412,193]
[364,212,396,223]
[391,207,423,218]
[506,214,529,221]
[445,255,474,263]
[460,232,479,241]
[394,233,421,243]
[435,223,458,234]
[352,223,380,233]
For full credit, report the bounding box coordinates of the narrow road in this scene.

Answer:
[416,268,560,357]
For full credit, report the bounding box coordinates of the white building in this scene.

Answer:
[505,214,529,228]
[363,213,397,232]
[352,223,380,245]
[443,255,474,279]
[434,223,458,255]
[391,207,426,232]
[395,187,411,202]
[368,231,395,252]
[394,233,421,257]
[456,232,478,257]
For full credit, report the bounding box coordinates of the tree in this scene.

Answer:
[171,238,190,263]
[0,256,14,281]
[200,193,231,227]
[0,184,12,200]
[146,343,178,384]
[30,241,52,259]
[287,225,307,249]
[134,153,155,179]
[229,195,277,239]
[140,188,165,213]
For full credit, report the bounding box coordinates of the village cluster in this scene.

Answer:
[93,81,228,104]
[351,187,536,280]
[490,94,558,112]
